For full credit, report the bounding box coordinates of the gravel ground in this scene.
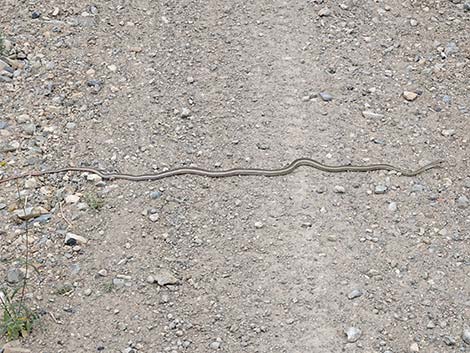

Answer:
[1,1,469,352]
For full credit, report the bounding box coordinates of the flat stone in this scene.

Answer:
[403,91,418,101]
[374,184,388,194]
[64,233,88,246]
[362,111,384,119]
[348,289,363,299]
[65,194,80,204]
[154,270,179,286]
[6,268,24,284]
[344,327,361,342]
[98,269,108,277]
[319,92,333,101]
[14,206,49,220]
[409,342,419,352]
[441,129,456,137]
[318,7,332,17]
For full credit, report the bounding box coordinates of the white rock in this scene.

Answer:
[318,7,332,17]
[65,232,88,245]
[344,327,361,342]
[254,221,264,229]
[410,342,419,352]
[87,174,102,182]
[403,91,418,101]
[362,111,384,119]
[65,194,80,204]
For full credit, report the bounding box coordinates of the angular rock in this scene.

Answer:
[154,270,179,286]
[344,327,361,342]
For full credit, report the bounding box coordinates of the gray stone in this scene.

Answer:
[465,2,470,11]
[388,202,397,212]
[344,327,361,342]
[443,336,456,346]
[113,278,126,287]
[6,268,24,284]
[441,129,456,137]
[445,42,459,56]
[154,270,179,286]
[348,289,363,299]
[0,121,7,129]
[181,107,191,118]
[463,327,470,344]
[318,7,332,17]
[456,195,468,209]
[148,213,160,222]
[149,191,162,199]
[319,92,333,101]
[14,206,49,220]
[254,221,264,229]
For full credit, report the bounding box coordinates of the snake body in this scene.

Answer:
[0,158,443,184]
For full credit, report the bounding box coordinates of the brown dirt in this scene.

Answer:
[0,1,469,352]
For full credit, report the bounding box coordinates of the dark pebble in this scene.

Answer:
[31,11,41,19]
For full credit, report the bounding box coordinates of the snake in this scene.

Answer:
[0,158,444,185]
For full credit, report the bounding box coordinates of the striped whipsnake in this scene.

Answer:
[0,158,444,185]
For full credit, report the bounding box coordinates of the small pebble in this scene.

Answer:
[98,269,108,277]
[319,92,333,101]
[31,10,41,19]
[150,191,162,199]
[463,327,470,344]
[64,233,88,246]
[6,268,24,284]
[154,270,179,286]
[318,7,332,17]
[210,341,221,349]
[409,342,419,352]
[457,195,469,209]
[388,202,397,212]
[348,289,363,299]
[344,327,361,342]
[362,111,384,119]
[334,185,345,193]
[148,213,160,222]
[441,129,456,137]
[84,288,92,296]
[403,91,418,101]
[65,194,80,204]
[443,336,456,346]
[465,2,470,12]
[254,221,264,229]
[181,107,191,118]
[374,185,387,194]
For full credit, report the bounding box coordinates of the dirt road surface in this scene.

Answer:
[1,1,469,352]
